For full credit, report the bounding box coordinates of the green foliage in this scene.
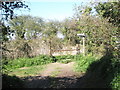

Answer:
[57,59,72,64]
[60,19,79,45]
[110,57,120,89]
[95,2,120,27]
[111,73,120,89]
[55,55,75,60]
[80,53,119,89]
[94,2,120,89]
[9,15,44,39]
[72,3,118,55]
[0,22,9,41]
[9,15,30,39]
[74,54,98,72]
[56,55,75,64]
[1,2,119,89]
[3,55,54,73]
[42,21,60,37]
[8,65,45,77]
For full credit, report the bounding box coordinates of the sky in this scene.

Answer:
[15,0,114,21]
[15,0,91,21]
[1,0,117,21]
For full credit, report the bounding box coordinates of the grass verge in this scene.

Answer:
[8,65,46,77]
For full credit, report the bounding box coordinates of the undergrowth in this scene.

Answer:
[2,54,119,89]
[2,55,54,73]
[74,54,98,72]
[56,55,75,64]
[74,53,120,89]
[8,65,45,77]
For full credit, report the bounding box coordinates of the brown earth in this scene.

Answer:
[40,62,81,77]
[23,62,107,88]
[23,62,84,88]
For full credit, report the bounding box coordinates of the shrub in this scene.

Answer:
[2,55,54,72]
[110,58,120,89]
[74,53,98,72]
[55,55,75,63]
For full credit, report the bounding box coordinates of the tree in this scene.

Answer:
[72,4,118,54]
[95,1,120,56]
[95,1,120,27]
[0,1,30,60]
[0,21,8,41]
[8,15,29,39]
[0,0,29,20]
[42,20,62,56]
[8,15,44,40]
[94,2,120,89]
[42,21,60,37]
[60,18,79,45]
[25,17,44,39]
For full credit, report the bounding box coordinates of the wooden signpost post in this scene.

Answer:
[77,33,86,56]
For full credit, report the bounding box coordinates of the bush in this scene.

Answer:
[3,55,54,72]
[55,55,75,63]
[74,53,98,72]
[111,73,120,89]
[110,58,120,89]
[77,52,120,89]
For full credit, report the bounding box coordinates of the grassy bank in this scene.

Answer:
[74,54,99,72]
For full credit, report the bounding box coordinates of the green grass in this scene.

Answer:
[74,54,99,73]
[3,52,119,89]
[2,54,75,78]
[3,55,54,73]
[50,70,61,77]
[56,55,75,64]
[55,55,75,60]
[57,59,73,64]
[8,65,46,77]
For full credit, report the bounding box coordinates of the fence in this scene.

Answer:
[52,44,82,56]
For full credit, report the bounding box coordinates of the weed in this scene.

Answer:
[3,55,54,73]
[74,54,98,73]
[50,71,61,77]
[8,65,45,77]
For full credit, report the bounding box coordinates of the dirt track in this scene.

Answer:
[23,62,84,88]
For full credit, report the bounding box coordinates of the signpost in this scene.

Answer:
[77,33,86,56]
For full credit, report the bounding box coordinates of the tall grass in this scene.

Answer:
[3,54,76,73]
[3,55,54,73]
[55,55,75,64]
[74,54,99,72]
